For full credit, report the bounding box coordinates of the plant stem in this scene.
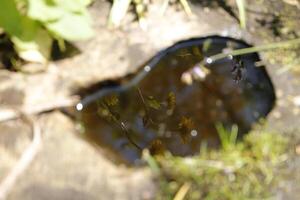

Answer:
[184,37,300,84]
[160,0,170,15]
[206,38,300,64]
[179,0,192,17]
[235,0,247,29]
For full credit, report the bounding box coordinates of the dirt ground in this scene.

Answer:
[0,0,299,199]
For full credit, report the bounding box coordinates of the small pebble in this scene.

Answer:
[273,111,282,119]
[292,95,300,107]
[296,145,300,155]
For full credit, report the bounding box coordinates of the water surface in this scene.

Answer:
[78,36,275,164]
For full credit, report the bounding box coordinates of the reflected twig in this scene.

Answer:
[136,87,157,127]
[100,101,142,150]
[120,122,142,150]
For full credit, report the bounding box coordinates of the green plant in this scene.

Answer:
[0,0,94,63]
[235,0,246,29]
[183,37,300,81]
[144,129,289,200]
[108,0,247,29]
[215,123,238,150]
[108,0,192,28]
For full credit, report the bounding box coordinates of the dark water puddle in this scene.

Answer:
[76,36,275,164]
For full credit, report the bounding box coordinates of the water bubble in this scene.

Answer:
[191,130,198,137]
[206,57,213,64]
[216,99,222,107]
[76,103,83,111]
[246,83,253,89]
[253,111,260,118]
[144,65,151,72]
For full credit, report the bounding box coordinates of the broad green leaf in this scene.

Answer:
[1,0,93,62]
[54,0,88,12]
[12,30,52,63]
[0,0,22,36]
[28,0,93,41]
[46,11,93,41]
[28,0,93,23]
[12,18,52,63]
[28,0,64,22]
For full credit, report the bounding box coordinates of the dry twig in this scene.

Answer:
[0,116,42,200]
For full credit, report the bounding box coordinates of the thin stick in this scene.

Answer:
[186,38,300,80]
[0,116,42,200]
[207,38,300,64]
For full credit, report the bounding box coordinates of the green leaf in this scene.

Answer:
[0,0,52,63]
[147,96,161,110]
[12,18,52,63]
[28,0,93,22]
[46,11,93,41]
[28,0,64,22]
[55,0,89,12]
[28,0,94,41]
[0,0,22,36]
[1,0,93,62]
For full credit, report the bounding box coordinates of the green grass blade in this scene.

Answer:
[108,0,132,27]
[235,0,246,29]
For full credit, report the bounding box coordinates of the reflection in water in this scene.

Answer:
[78,36,275,164]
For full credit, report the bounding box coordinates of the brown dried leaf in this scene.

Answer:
[148,139,165,155]
[167,92,176,111]
[176,48,192,57]
[104,94,119,106]
[178,116,194,143]
[192,46,202,57]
